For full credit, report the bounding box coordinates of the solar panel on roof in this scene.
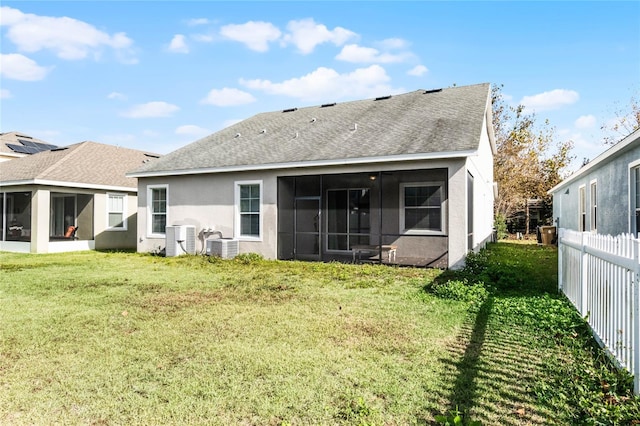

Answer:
[14,139,58,153]
[7,144,37,154]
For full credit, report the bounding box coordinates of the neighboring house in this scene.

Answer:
[549,128,640,236]
[128,83,496,268]
[0,131,59,162]
[0,141,159,253]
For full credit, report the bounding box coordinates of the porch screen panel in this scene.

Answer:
[6,192,31,242]
[327,189,370,251]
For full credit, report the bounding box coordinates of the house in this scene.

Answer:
[0,131,59,162]
[549,128,640,236]
[128,83,497,268]
[0,141,159,253]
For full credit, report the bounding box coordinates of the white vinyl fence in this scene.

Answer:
[558,228,640,395]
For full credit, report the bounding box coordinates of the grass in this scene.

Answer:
[1,245,639,425]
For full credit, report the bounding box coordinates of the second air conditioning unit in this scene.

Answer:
[206,238,239,259]
[165,225,196,257]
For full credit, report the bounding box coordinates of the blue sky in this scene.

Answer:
[1,1,638,171]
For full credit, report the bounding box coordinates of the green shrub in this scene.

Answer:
[494,213,508,240]
[431,279,488,305]
[234,252,264,264]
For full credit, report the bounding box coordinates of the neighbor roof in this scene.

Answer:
[0,141,160,191]
[0,131,58,157]
[129,83,492,177]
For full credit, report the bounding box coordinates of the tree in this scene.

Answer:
[492,85,574,234]
[601,91,640,145]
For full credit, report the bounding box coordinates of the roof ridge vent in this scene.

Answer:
[321,103,336,108]
[374,95,391,101]
[424,88,443,94]
[282,108,298,113]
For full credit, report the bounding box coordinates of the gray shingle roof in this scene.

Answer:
[130,83,491,177]
[0,141,159,189]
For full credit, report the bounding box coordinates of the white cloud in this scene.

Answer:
[377,38,408,50]
[0,89,12,99]
[0,6,136,63]
[0,53,51,81]
[281,18,357,54]
[407,65,428,77]
[107,92,127,101]
[175,125,211,138]
[335,44,413,64]
[121,101,179,118]
[575,114,596,129]
[186,18,210,26]
[200,87,256,106]
[168,34,189,53]
[520,89,579,112]
[192,33,215,43]
[220,21,281,52]
[240,65,400,102]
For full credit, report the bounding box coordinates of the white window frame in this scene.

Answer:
[106,192,127,231]
[147,184,168,238]
[578,184,586,232]
[630,159,640,236]
[234,180,263,241]
[399,181,446,235]
[589,179,597,233]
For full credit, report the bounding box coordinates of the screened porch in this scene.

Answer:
[277,168,451,267]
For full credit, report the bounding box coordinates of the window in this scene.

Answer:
[148,185,167,236]
[236,181,262,239]
[327,189,370,251]
[590,180,597,232]
[633,165,640,236]
[579,185,586,232]
[400,182,445,234]
[107,193,127,230]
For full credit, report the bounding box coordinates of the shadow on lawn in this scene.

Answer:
[433,295,555,425]
[428,242,559,425]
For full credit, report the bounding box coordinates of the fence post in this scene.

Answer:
[558,228,563,293]
[581,232,588,317]
[634,237,640,396]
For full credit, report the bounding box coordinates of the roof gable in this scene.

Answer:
[130,83,491,177]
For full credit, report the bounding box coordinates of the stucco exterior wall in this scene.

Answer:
[465,112,496,252]
[136,157,493,268]
[552,142,640,236]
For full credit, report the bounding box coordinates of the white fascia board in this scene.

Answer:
[0,179,137,192]
[127,150,478,178]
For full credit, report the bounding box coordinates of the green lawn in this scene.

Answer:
[1,244,638,425]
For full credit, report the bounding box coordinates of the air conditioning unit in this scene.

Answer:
[206,238,239,259]
[165,225,196,257]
